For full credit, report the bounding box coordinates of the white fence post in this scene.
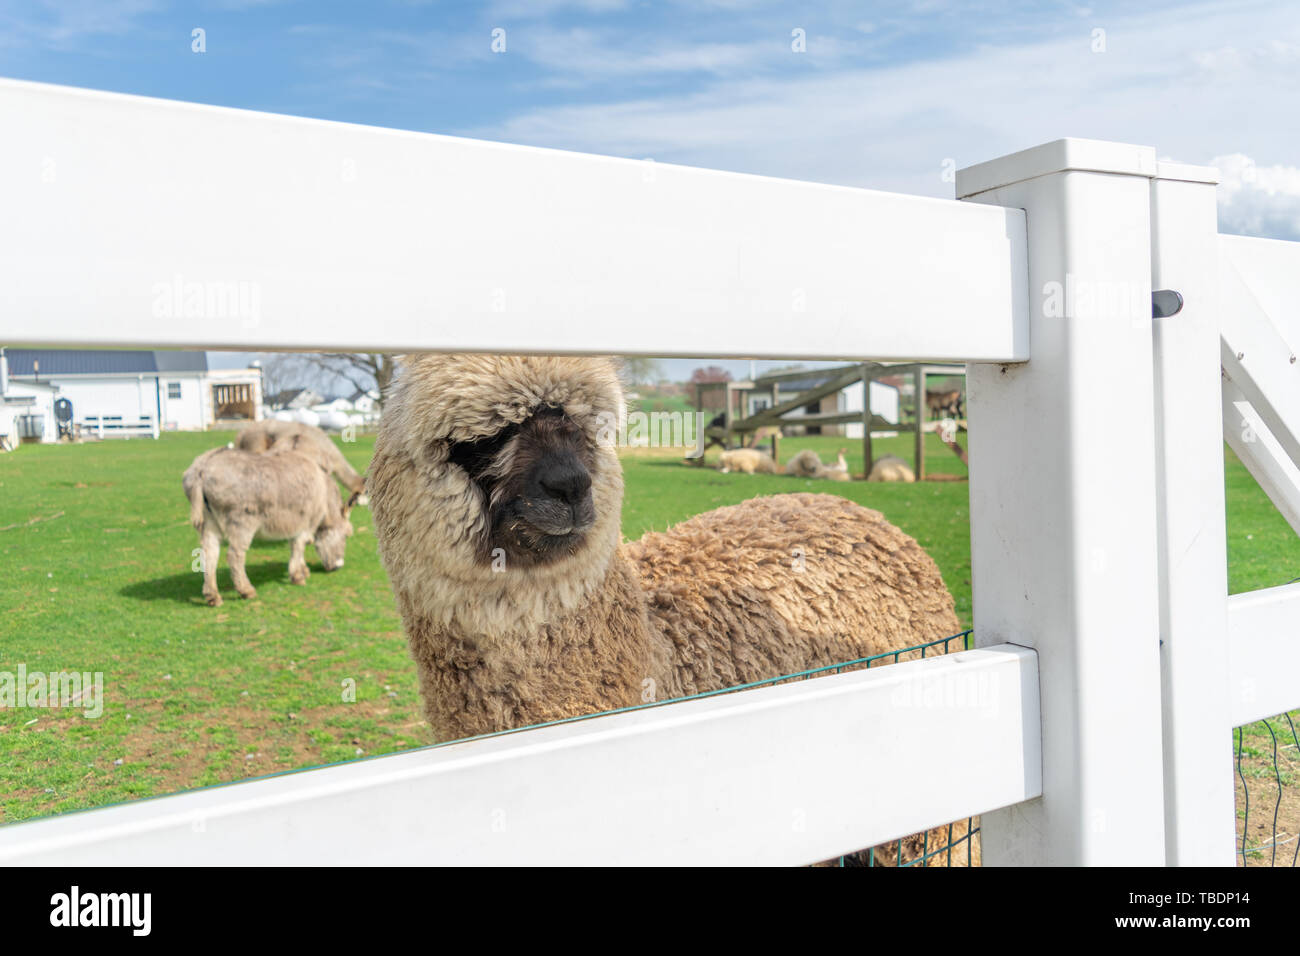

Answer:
[958,140,1167,864]
[1149,163,1235,865]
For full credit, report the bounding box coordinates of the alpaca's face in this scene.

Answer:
[370,354,625,598]
[447,405,598,568]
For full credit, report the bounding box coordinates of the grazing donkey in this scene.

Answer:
[235,420,367,505]
[182,438,354,606]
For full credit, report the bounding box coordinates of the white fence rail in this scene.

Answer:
[80,415,159,440]
[1224,377,1300,535]
[1220,233,1300,537]
[0,79,1296,866]
[0,646,1039,866]
[0,78,1026,363]
[1228,583,1300,728]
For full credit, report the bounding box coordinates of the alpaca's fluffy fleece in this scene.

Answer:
[368,354,970,864]
[624,492,959,698]
[868,454,915,482]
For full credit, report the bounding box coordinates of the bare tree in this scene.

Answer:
[259,353,309,410]
[299,353,400,406]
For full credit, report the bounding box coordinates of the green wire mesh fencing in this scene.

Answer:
[1236,711,1300,867]
[827,631,979,867]
[618,628,981,867]
[616,628,982,867]
[444,628,981,866]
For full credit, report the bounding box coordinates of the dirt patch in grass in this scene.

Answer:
[117,696,429,794]
[2,695,429,824]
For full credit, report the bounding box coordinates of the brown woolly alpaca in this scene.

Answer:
[784,448,823,477]
[368,354,972,865]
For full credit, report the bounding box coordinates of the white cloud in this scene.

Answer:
[518,28,775,78]
[1213,153,1300,241]
[462,0,1300,234]
[487,0,629,19]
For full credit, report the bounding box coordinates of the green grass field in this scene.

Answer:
[1,430,1296,827]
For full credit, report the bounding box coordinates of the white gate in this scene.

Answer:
[0,79,1296,865]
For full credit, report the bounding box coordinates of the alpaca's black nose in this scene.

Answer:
[538,458,591,505]
[525,451,595,537]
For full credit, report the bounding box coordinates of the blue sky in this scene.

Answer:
[4,0,1298,381]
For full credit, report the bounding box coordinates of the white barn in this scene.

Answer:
[842,380,901,439]
[1,349,263,437]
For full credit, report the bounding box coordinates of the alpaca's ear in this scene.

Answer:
[344,489,361,515]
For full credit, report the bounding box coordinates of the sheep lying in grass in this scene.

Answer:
[368,354,971,865]
[787,448,851,481]
[718,447,781,474]
[868,454,916,482]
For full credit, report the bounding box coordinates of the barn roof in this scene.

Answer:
[2,349,209,376]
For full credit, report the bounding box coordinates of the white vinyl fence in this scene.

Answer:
[0,79,1296,866]
[81,414,160,440]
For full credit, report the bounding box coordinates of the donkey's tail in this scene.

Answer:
[184,470,206,530]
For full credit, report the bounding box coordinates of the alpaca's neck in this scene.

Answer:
[403,551,665,741]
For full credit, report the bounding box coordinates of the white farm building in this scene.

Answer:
[0,349,263,442]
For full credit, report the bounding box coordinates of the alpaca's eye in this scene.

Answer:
[447,427,514,479]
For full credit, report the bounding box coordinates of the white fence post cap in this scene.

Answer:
[956,137,1157,198]
[1155,160,1219,185]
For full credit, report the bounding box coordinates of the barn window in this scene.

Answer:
[167,382,182,399]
